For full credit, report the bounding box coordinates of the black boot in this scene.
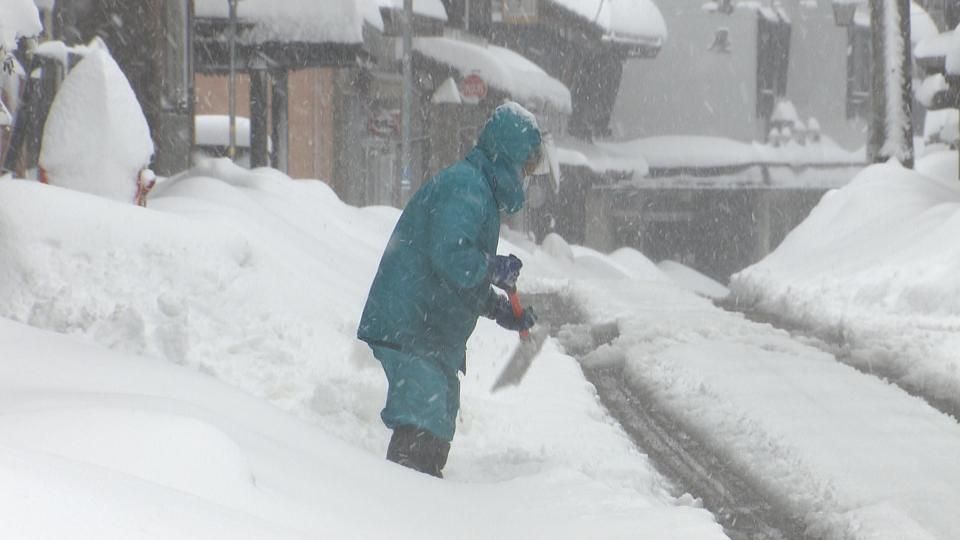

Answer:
[386,425,451,478]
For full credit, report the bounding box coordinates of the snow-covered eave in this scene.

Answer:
[596,136,866,181]
[600,33,664,57]
[555,138,649,178]
[193,18,368,73]
[412,37,572,114]
[544,0,667,54]
[193,0,378,46]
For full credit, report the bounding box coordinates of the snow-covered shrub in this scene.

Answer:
[39,48,154,204]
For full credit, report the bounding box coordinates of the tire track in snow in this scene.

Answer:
[527,292,808,540]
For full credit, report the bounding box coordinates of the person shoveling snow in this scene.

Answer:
[358,102,544,478]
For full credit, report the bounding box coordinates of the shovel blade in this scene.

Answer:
[490,324,550,392]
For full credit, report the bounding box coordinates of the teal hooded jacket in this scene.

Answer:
[357,104,542,374]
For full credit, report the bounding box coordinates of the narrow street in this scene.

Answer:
[529,292,808,540]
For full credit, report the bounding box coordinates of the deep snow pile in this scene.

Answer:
[6,151,960,539]
[730,158,960,406]
[0,161,724,539]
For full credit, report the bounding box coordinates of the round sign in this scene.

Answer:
[459,74,488,102]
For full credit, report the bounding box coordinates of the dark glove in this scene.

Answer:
[486,294,537,332]
[487,254,523,291]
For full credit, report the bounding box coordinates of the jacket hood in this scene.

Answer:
[474,102,542,214]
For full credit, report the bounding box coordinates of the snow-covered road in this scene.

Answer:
[2,157,959,538]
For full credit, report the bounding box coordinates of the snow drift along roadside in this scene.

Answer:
[730,160,960,409]
[0,165,726,539]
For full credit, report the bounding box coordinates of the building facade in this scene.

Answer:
[613,0,865,149]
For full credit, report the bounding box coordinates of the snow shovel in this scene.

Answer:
[490,289,549,392]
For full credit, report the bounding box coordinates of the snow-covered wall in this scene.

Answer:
[550,0,666,45]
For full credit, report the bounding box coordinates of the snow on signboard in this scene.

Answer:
[39,49,153,204]
[413,37,572,113]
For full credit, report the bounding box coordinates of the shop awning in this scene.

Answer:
[413,37,572,114]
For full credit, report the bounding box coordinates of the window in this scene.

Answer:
[756,11,791,120]
[846,25,871,120]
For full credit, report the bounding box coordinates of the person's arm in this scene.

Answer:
[428,182,491,290]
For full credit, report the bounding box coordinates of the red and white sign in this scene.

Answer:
[459,73,488,104]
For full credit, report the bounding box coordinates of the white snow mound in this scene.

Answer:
[40,48,153,203]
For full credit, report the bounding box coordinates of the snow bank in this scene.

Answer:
[570,243,960,539]
[731,161,960,417]
[0,162,725,539]
[39,49,153,203]
[657,260,730,299]
[555,136,650,177]
[916,149,959,184]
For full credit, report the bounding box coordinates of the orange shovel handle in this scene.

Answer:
[508,289,529,339]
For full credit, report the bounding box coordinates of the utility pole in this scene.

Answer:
[868,0,914,168]
[400,0,414,206]
[228,0,238,161]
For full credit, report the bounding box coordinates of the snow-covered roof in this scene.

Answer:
[858,1,938,47]
[915,27,960,61]
[413,37,572,113]
[1,0,41,51]
[555,137,649,177]
[911,2,940,46]
[548,0,667,47]
[195,115,252,148]
[194,0,381,45]
[377,0,447,21]
[604,135,863,171]
[580,135,865,188]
